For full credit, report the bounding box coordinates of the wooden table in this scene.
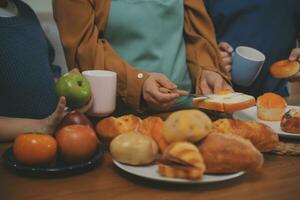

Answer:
[1,97,300,200]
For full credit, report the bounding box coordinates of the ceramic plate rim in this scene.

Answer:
[233,105,300,139]
[113,160,245,184]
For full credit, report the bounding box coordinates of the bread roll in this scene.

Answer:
[212,119,279,152]
[159,142,205,179]
[193,92,256,113]
[96,115,142,140]
[163,110,212,143]
[257,93,287,121]
[138,116,169,152]
[281,109,300,134]
[198,132,264,173]
[110,132,158,165]
[270,59,300,78]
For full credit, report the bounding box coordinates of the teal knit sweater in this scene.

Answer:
[0,0,58,119]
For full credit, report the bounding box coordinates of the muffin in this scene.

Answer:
[257,92,287,121]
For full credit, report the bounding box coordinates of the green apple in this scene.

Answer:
[55,71,91,109]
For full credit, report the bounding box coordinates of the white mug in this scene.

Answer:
[82,70,117,117]
[232,46,265,87]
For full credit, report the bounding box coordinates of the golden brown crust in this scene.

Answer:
[96,115,142,140]
[192,93,256,113]
[198,132,264,174]
[158,142,206,179]
[212,119,279,152]
[270,60,300,78]
[281,109,300,134]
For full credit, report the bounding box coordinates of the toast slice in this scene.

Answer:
[192,92,256,112]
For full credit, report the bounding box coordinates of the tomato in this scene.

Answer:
[56,125,98,164]
[13,133,57,165]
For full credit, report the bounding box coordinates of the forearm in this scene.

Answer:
[0,117,48,142]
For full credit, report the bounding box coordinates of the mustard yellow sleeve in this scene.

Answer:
[53,0,149,111]
[184,0,231,94]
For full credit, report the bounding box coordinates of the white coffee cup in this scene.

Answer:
[232,46,265,87]
[82,70,117,117]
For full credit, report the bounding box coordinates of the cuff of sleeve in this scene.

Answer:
[125,68,150,112]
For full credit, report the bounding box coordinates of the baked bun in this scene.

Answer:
[212,119,279,152]
[96,115,142,140]
[158,142,205,179]
[270,59,300,78]
[138,117,169,152]
[281,109,300,134]
[198,132,264,174]
[193,92,256,112]
[162,110,212,143]
[257,92,287,121]
[110,132,158,165]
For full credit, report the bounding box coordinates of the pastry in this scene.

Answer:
[110,132,158,165]
[198,132,264,174]
[281,109,300,134]
[270,59,300,79]
[138,116,169,152]
[96,115,142,140]
[212,118,279,152]
[192,91,256,113]
[158,142,206,179]
[257,92,287,121]
[162,110,212,143]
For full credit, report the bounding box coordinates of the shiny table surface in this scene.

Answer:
[0,96,299,200]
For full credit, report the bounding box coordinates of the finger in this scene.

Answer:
[223,82,234,92]
[220,51,231,58]
[156,75,177,90]
[76,95,94,113]
[289,49,300,61]
[224,65,232,73]
[288,72,300,82]
[200,78,213,95]
[219,42,233,53]
[213,78,224,94]
[70,68,80,73]
[152,89,179,103]
[56,96,67,117]
[222,57,232,65]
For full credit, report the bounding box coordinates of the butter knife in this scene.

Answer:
[159,88,208,100]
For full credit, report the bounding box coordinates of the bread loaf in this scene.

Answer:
[198,132,264,173]
[162,110,212,143]
[110,132,158,165]
[96,115,142,140]
[270,59,300,79]
[212,119,279,152]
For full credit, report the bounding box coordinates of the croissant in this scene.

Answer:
[281,109,300,134]
[212,119,279,152]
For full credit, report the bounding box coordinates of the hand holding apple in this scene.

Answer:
[55,71,91,109]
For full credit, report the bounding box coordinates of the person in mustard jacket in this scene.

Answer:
[54,0,231,112]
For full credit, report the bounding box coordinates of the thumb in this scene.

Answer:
[219,42,233,53]
[289,48,300,61]
[213,78,224,94]
[156,74,177,90]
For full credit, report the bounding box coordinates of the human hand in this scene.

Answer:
[288,48,300,82]
[219,42,233,73]
[143,73,179,111]
[45,96,67,133]
[199,70,233,95]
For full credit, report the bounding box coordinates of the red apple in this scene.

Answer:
[56,125,98,164]
[57,111,93,131]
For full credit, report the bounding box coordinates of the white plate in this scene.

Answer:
[113,160,245,184]
[233,106,300,139]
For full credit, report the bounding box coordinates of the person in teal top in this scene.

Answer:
[54,0,232,113]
